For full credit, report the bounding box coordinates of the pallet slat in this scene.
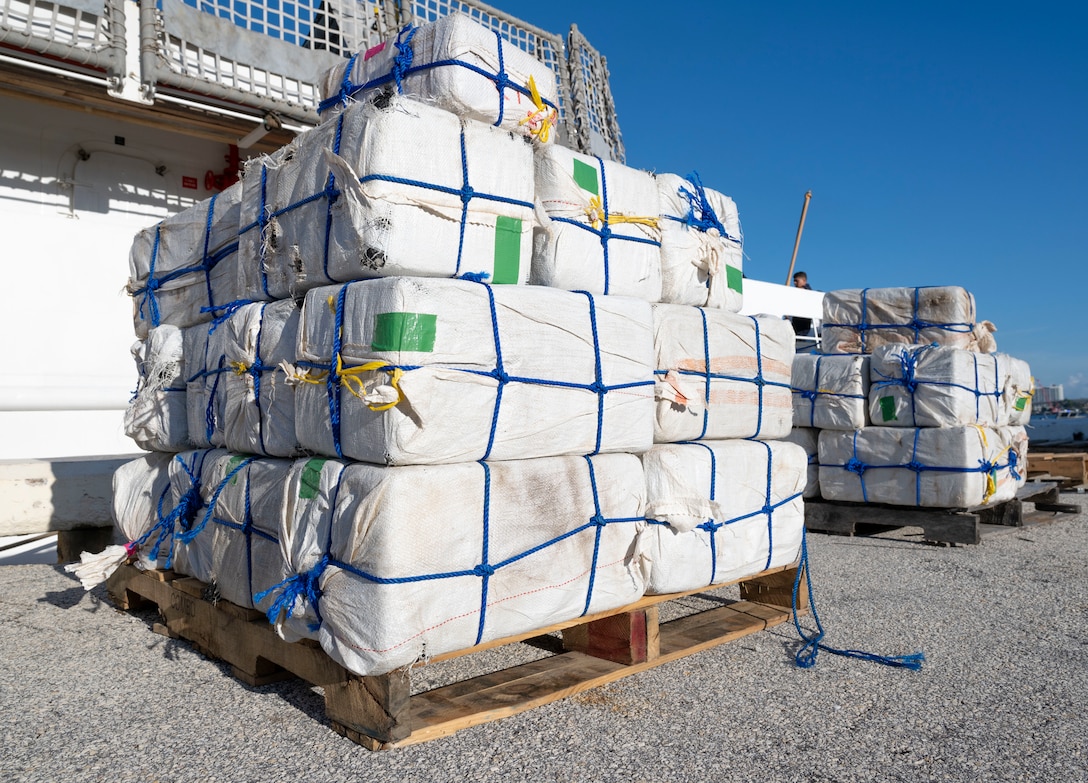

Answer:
[106,562,802,750]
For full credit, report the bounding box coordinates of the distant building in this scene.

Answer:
[1033,384,1065,411]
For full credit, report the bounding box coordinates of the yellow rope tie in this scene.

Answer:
[337,358,404,412]
[290,359,404,412]
[518,76,558,143]
[583,195,660,231]
[230,361,250,376]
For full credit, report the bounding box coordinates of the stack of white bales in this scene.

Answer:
[796,286,1032,508]
[114,12,805,677]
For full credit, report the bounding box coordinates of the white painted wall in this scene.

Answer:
[0,95,234,458]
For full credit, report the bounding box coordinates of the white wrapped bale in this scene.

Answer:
[822,286,996,354]
[818,426,1027,508]
[652,304,794,443]
[111,451,176,569]
[217,300,302,457]
[124,325,189,451]
[183,322,228,449]
[784,427,821,499]
[170,454,292,612]
[1002,354,1033,426]
[869,344,1007,428]
[293,277,655,465]
[128,185,242,338]
[791,353,870,430]
[656,173,743,310]
[319,14,560,143]
[533,144,662,300]
[237,95,534,301]
[641,441,806,594]
[261,454,647,677]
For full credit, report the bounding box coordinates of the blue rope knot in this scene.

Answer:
[490,367,510,385]
[459,271,490,283]
[978,459,995,475]
[845,457,868,477]
[174,485,205,533]
[391,26,417,93]
[144,277,162,292]
[493,71,511,96]
[905,460,927,474]
[752,375,767,388]
[256,554,330,629]
[799,389,819,402]
[473,563,495,578]
[588,380,609,395]
[590,513,608,529]
[1008,451,1021,481]
[324,180,341,204]
[460,185,475,205]
[678,172,729,237]
[698,519,723,533]
[761,504,775,517]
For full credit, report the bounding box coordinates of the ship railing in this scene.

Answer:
[0,0,126,87]
[0,0,625,161]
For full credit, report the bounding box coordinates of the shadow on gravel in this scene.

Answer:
[38,582,110,613]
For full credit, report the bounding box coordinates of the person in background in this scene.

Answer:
[790,271,813,336]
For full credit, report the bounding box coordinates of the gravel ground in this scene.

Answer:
[1,507,1086,783]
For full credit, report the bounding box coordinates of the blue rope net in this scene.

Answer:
[132,193,241,330]
[307,279,654,461]
[655,308,793,440]
[790,353,869,429]
[822,287,975,353]
[548,155,661,296]
[871,344,1005,426]
[256,455,643,645]
[826,428,1021,506]
[646,440,803,587]
[236,108,534,299]
[317,24,559,121]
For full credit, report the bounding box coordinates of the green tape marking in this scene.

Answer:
[572,158,599,195]
[372,312,437,353]
[726,265,743,293]
[299,458,328,500]
[879,396,898,422]
[227,455,246,485]
[1014,397,1027,412]
[492,216,522,284]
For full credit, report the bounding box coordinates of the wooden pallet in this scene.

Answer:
[1026,452,1088,488]
[106,562,805,750]
[805,482,1081,546]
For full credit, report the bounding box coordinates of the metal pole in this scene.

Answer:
[786,190,813,285]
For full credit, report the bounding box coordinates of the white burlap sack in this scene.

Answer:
[822,286,996,354]
[183,322,228,449]
[260,453,646,677]
[533,144,662,300]
[217,300,302,457]
[128,185,242,338]
[124,325,189,451]
[170,454,293,612]
[111,451,176,569]
[293,277,655,465]
[1002,354,1033,426]
[652,304,794,443]
[784,427,821,499]
[869,344,1007,428]
[818,425,1027,508]
[656,173,743,310]
[641,440,805,594]
[237,94,534,301]
[791,353,870,430]
[319,14,560,143]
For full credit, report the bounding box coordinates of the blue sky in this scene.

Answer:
[496,1,1088,397]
